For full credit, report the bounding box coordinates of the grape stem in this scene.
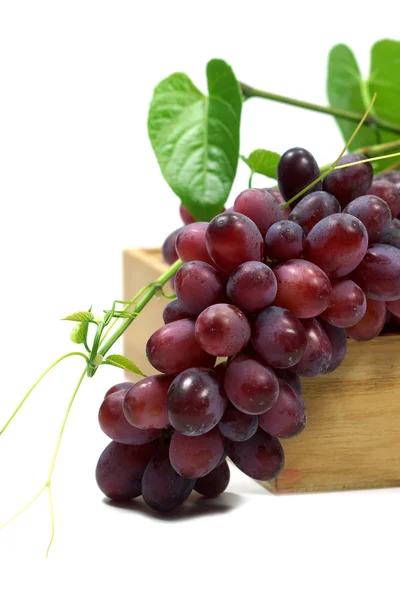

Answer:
[240,82,400,136]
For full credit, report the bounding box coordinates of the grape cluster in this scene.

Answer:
[96,148,400,512]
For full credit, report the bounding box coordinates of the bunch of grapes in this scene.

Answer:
[96,147,400,512]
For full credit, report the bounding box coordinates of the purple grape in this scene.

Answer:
[323,154,373,208]
[258,379,307,439]
[288,191,341,235]
[277,147,322,205]
[352,244,400,301]
[195,304,251,357]
[291,318,332,377]
[273,369,302,395]
[227,428,285,481]
[346,298,386,341]
[321,279,366,328]
[175,260,225,316]
[343,195,392,243]
[233,188,284,236]
[194,461,230,498]
[226,261,277,314]
[162,299,191,324]
[218,403,258,441]
[265,220,306,261]
[169,429,224,478]
[104,382,133,397]
[176,222,214,265]
[265,188,291,218]
[369,180,400,218]
[162,227,182,265]
[179,204,196,224]
[123,375,173,430]
[320,321,347,373]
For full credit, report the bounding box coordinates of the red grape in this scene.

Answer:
[369,180,400,218]
[265,220,306,261]
[273,369,302,395]
[169,429,224,478]
[233,188,283,236]
[227,428,285,481]
[258,379,307,439]
[176,222,214,264]
[226,261,277,313]
[162,299,191,324]
[142,450,196,512]
[321,279,366,328]
[304,213,368,278]
[277,147,322,205]
[223,354,279,415]
[194,461,230,498]
[205,212,264,272]
[104,382,133,397]
[323,154,373,208]
[346,298,386,341]
[218,403,258,441]
[195,304,251,357]
[252,306,307,369]
[387,299,400,318]
[343,195,392,243]
[291,318,332,377]
[123,375,173,430]
[274,259,332,318]
[320,321,347,373]
[96,441,156,501]
[352,244,400,301]
[288,191,341,235]
[167,367,227,436]
[146,318,215,375]
[179,204,196,224]
[99,389,161,445]
[175,260,225,316]
[162,227,182,265]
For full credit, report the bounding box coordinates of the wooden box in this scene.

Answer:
[123,248,400,494]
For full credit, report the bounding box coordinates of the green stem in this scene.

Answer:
[92,259,182,375]
[0,484,48,531]
[354,138,400,158]
[240,82,400,136]
[248,171,254,188]
[0,352,88,435]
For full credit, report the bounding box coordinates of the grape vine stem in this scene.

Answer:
[240,83,400,136]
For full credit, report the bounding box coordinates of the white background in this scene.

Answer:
[0,1,399,598]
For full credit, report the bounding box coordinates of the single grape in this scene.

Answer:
[146,318,215,375]
[352,244,400,301]
[223,354,279,415]
[274,259,332,318]
[252,306,307,369]
[233,188,284,236]
[194,460,230,498]
[123,375,173,430]
[195,304,251,357]
[205,212,264,272]
[265,220,306,261]
[321,279,366,328]
[218,403,258,441]
[104,382,133,397]
[343,195,392,243]
[99,389,161,445]
[169,429,224,478]
[368,180,400,218]
[288,191,341,235]
[226,261,277,314]
[162,299,191,324]
[277,147,322,205]
[96,441,156,501]
[346,298,386,341]
[175,260,225,316]
[265,188,291,218]
[291,318,332,377]
[179,204,196,224]
[162,227,182,265]
[375,171,400,188]
[258,379,307,439]
[167,367,227,436]
[142,450,196,512]
[323,154,373,208]
[387,299,400,318]
[273,369,302,395]
[176,222,214,265]
[304,213,368,278]
[320,321,347,373]
[227,428,284,481]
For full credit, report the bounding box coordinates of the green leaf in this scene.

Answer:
[70,322,89,345]
[243,149,281,179]
[327,44,377,150]
[148,59,242,221]
[104,354,146,377]
[367,39,400,172]
[62,311,94,323]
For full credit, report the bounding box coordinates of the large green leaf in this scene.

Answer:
[327,44,377,150]
[148,59,242,221]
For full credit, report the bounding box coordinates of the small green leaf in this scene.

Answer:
[104,354,146,377]
[243,149,281,179]
[367,39,400,172]
[327,44,377,150]
[70,322,89,345]
[62,311,94,322]
[148,59,242,221]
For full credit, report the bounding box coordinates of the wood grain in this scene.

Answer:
[123,248,400,494]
